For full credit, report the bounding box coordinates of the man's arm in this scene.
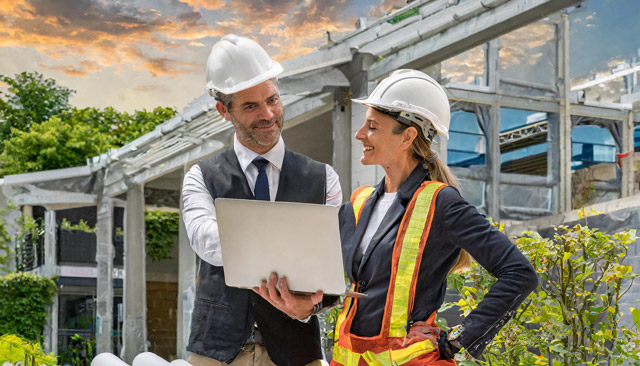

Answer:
[325,165,343,206]
[182,164,223,266]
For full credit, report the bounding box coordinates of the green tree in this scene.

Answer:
[69,105,176,147]
[0,72,74,151]
[0,116,103,175]
[113,106,177,146]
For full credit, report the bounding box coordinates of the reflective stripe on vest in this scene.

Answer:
[350,186,375,225]
[332,182,446,366]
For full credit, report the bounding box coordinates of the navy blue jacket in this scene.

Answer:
[339,163,538,358]
[187,148,327,365]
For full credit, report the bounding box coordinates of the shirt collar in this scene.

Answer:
[233,133,285,172]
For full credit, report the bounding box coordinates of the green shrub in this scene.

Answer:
[145,211,179,261]
[0,273,57,342]
[445,215,640,365]
[0,334,56,366]
[58,334,95,366]
[60,218,96,233]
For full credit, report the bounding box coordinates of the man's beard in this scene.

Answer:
[232,113,283,148]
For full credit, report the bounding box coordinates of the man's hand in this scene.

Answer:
[252,272,323,320]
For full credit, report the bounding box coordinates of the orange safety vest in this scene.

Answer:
[331,182,455,366]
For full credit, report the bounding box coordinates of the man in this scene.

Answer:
[182,34,342,366]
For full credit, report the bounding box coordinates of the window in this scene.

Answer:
[447,110,486,167]
[500,108,549,176]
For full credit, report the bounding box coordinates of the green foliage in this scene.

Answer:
[111,107,177,146]
[0,213,12,273]
[444,216,640,365]
[0,71,176,176]
[0,72,74,152]
[15,215,44,272]
[0,334,57,366]
[0,272,57,342]
[0,116,102,175]
[145,211,179,261]
[58,334,95,366]
[67,106,176,148]
[60,218,96,233]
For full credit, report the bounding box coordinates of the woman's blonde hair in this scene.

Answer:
[393,122,472,274]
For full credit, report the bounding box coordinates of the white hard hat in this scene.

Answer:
[205,34,283,95]
[352,69,450,140]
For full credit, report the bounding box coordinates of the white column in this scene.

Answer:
[176,171,196,360]
[96,192,114,354]
[487,103,501,220]
[333,89,352,201]
[41,210,58,354]
[558,13,573,212]
[123,182,147,363]
[621,111,635,197]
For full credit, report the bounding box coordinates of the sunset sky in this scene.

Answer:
[0,0,638,113]
[0,0,404,112]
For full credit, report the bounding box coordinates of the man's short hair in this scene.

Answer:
[212,78,279,110]
[214,90,235,110]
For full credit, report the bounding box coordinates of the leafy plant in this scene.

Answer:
[0,334,57,366]
[58,334,95,366]
[15,215,44,272]
[444,213,640,365]
[0,213,12,273]
[0,116,103,176]
[145,211,179,261]
[60,218,96,233]
[0,272,57,342]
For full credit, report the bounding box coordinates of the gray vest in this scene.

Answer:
[187,148,326,365]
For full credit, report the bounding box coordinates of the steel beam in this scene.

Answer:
[368,0,581,80]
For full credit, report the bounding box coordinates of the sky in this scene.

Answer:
[0,0,404,113]
[0,0,638,113]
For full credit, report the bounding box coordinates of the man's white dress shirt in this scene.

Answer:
[182,134,343,266]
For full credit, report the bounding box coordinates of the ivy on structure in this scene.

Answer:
[0,272,57,342]
[15,215,44,272]
[145,211,179,262]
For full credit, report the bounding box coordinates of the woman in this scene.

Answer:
[255,69,538,365]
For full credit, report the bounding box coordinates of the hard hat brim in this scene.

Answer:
[352,97,449,139]
[206,62,283,95]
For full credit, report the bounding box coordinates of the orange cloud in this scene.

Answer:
[177,0,224,11]
[40,60,101,77]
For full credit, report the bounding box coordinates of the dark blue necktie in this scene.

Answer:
[252,157,270,201]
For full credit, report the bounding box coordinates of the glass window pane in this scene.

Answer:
[457,178,485,212]
[500,108,549,175]
[500,184,552,219]
[500,20,558,88]
[447,110,486,167]
[571,125,617,169]
[570,0,640,103]
[441,45,485,85]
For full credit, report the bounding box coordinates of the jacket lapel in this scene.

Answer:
[355,164,433,276]
[348,183,382,279]
[357,200,405,273]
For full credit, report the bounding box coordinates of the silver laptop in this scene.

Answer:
[215,198,348,296]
